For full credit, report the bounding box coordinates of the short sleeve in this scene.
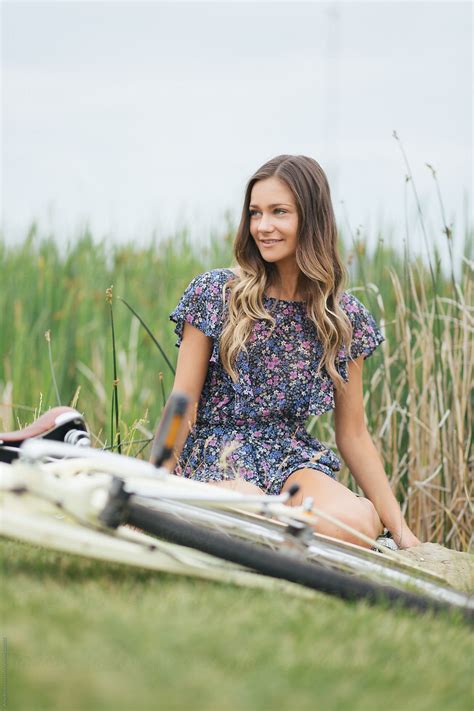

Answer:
[338,292,385,378]
[169,270,227,363]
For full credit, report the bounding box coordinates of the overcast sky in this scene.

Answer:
[2,1,472,271]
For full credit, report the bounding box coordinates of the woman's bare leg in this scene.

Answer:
[210,478,265,495]
[282,468,383,548]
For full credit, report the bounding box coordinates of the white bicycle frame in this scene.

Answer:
[0,469,318,599]
[3,439,472,612]
[16,440,398,550]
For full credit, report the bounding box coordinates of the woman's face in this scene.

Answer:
[249,177,299,266]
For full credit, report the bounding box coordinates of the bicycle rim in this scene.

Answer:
[126,499,474,622]
[130,494,473,613]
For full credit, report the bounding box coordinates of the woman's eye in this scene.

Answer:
[249,209,286,217]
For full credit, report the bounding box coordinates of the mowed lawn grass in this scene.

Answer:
[2,540,472,711]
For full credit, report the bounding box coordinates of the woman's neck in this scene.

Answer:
[230,263,304,301]
[268,263,302,301]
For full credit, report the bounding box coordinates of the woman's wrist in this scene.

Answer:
[388,521,421,549]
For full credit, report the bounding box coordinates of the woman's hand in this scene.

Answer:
[389,522,421,549]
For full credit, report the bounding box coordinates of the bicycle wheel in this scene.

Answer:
[12,444,472,618]
[125,499,474,623]
[128,492,474,613]
[0,489,320,599]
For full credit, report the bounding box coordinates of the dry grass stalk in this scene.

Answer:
[370,263,473,550]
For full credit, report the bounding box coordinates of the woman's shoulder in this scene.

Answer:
[170,268,237,345]
[186,267,238,290]
[338,289,385,360]
[339,290,372,320]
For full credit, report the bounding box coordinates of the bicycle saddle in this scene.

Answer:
[0,406,90,463]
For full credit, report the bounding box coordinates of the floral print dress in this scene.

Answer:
[169,268,385,495]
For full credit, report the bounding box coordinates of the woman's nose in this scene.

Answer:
[258,212,274,233]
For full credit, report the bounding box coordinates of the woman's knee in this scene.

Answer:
[314,515,368,547]
[298,496,381,546]
[281,469,382,546]
[320,499,381,546]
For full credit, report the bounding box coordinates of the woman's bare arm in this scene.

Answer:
[334,356,420,547]
[161,322,213,471]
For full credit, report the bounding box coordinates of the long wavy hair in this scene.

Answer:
[220,154,353,391]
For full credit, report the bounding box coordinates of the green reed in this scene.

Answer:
[1,196,471,548]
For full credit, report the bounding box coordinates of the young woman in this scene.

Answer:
[166,154,420,549]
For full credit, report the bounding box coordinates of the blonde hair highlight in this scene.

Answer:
[220,155,353,391]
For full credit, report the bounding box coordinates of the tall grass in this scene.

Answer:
[1,205,471,549]
[0,226,234,438]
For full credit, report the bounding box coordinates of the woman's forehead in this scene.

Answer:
[250,177,295,207]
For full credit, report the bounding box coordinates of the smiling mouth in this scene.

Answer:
[260,239,282,246]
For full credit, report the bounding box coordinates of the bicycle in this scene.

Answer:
[1,396,473,622]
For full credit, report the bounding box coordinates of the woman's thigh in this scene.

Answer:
[210,478,265,496]
[282,468,382,546]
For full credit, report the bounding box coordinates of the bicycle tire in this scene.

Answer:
[129,494,474,612]
[14,453,471,617]
[126,500,473,622]
[1,492,326,598]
